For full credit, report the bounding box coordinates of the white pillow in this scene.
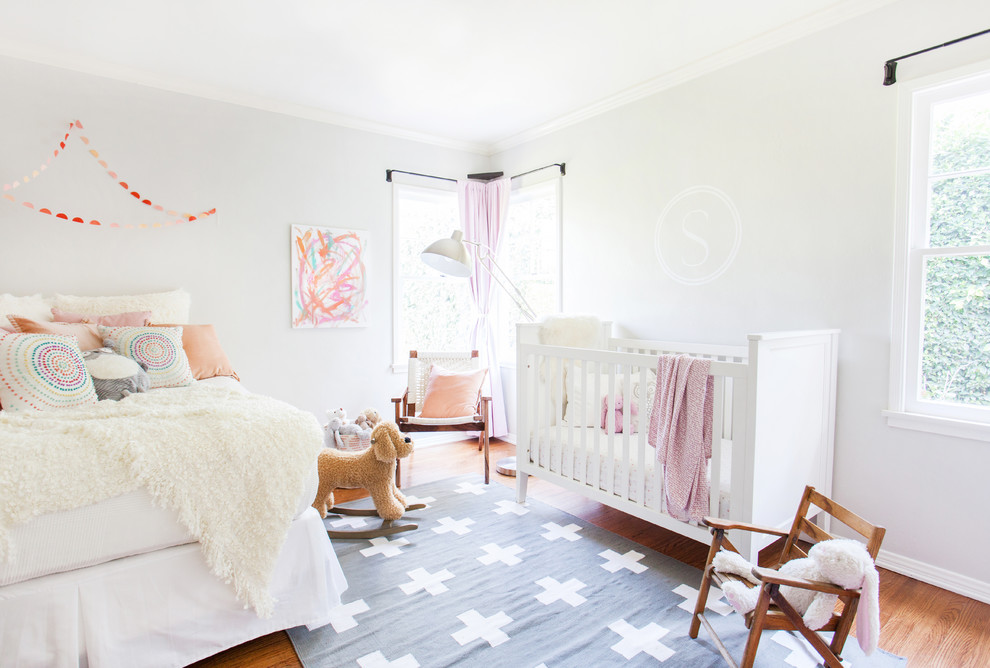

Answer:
[564,367,658,429]
[0,293,55,323]
[562,364,611,427]
[99,325,194,389]
[53,289,191,324]
[0,332,98,412]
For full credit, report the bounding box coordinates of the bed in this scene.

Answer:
[0,290,347,668]
[514,319,839,562]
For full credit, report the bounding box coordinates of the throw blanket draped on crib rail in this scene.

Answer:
[0,384,323,617]
[648,354,713,522]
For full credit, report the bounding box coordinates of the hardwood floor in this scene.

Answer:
[192,439,990,667]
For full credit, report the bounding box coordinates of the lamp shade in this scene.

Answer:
[421,230,473,278]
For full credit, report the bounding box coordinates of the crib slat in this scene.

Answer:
[592,360,602,491]
[553,354,564,475]
[710,375,725,518]
[604,365,616,496]
[636,365,648,508]
[620,368,632,504]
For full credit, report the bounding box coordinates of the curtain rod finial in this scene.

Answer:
[883,61,898,86]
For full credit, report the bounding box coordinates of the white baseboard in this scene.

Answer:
[877,549,990,604]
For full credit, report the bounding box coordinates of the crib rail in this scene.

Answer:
[516,341,750,540]
[610,337,747,363]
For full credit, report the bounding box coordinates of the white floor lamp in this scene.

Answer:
[421,229,536,476]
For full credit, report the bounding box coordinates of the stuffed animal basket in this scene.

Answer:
[337,433,372,451]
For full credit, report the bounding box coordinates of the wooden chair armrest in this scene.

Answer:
[702,517,790,538]
[750,566,859,597]
[392,391,409,421]
[477,395,491,420]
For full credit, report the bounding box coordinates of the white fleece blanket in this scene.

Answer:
[0,384,322,617]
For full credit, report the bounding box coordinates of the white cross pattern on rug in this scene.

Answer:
[360,536,411,558]
[399,567,455,596]
[493,499,529,516]
[403,494,435,507]
[432,516,476,535]
[357,650,420,668]
[330,515,368,529]
[771,631,852,668]
[541,521,583,541]
[451,609,513,648]
[599,549,648,574]
[534,576,587,607]
[454,481,487,495]
[607,619,675,661]
[329,599,371,633]
[672,583,734,616]
[477,542,524,566]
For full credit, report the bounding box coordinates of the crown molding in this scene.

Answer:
[0,0,897,158]
[0,44,491,156]
[489,0,899,155]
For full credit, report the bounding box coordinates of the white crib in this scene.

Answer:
[514,322,839,562]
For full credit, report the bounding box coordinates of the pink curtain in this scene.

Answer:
[459,176,511,438]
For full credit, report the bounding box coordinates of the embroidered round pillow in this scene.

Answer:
[0,332,98,412]
[98,326,194,389]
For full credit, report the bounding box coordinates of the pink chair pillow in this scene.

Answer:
[419,365,488,418]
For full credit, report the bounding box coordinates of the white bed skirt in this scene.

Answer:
[0,508,347,668]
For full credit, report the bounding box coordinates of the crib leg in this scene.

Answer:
[515,470,529,504]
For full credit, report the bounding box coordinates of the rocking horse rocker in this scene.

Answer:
[312,421,425,538]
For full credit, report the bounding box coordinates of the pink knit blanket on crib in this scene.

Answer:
[647,354,713,522]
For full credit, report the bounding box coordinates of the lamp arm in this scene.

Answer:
[465,241,538,322]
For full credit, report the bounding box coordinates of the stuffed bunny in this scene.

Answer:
[713,538,880,655]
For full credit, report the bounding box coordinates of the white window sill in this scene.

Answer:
[882,410,990,442]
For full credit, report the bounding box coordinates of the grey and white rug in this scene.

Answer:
[288,475,906,668]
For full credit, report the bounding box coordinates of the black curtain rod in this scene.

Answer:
[385,162,565,183]
[883,27,990,85]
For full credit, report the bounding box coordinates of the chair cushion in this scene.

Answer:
[419,365,488,419]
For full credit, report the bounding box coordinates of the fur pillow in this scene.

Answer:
[53,289,191,324]
[538,315,603,348]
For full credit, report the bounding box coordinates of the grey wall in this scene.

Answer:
[492,0,990,596]
[0,56,488,421]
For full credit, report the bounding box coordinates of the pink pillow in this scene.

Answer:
[7,316,104,351]
[52,307,151,326]
[148,323,239,380]
[419,365,488,418]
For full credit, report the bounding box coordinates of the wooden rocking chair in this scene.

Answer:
[689,485,885,668]
[391,350,491,483]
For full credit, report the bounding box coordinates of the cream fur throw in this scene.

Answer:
[0,384,322,617]
[539,315,603,348]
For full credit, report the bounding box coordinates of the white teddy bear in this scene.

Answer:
[713,538,880,655]
[325,407,348,448]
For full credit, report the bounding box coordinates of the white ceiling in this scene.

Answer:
[0,0,893,153]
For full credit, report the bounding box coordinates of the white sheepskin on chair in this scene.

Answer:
[538,315,603,348]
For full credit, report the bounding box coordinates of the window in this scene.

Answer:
[495,179,562,361]
[392,177,561,370]
[888,66,990,438]
[392,183,474,367]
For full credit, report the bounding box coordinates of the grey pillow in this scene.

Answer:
[83,347,151,401]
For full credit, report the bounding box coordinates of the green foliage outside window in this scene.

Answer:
[921,97,990,407]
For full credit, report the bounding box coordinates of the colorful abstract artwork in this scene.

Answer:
[291,225,368,328]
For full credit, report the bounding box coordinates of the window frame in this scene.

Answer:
[886,61,990,441]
